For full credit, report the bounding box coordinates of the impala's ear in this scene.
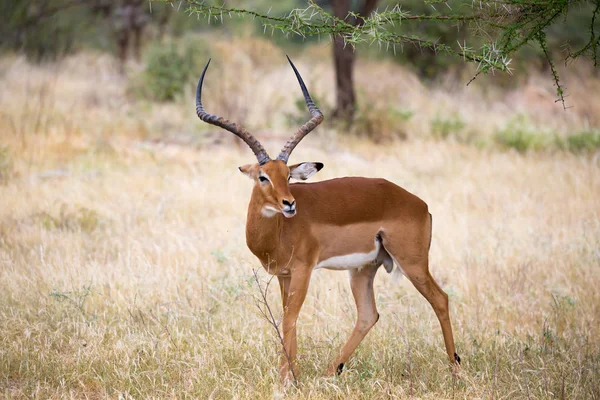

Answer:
[238,164,259,179]
[289,162,324,180]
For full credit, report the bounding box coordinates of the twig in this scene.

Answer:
[520,343,531,400]
[536,30,567,109]
[252,268,297,384]
[492,349,498,400]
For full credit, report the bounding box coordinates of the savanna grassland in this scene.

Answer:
[1,38,599,399]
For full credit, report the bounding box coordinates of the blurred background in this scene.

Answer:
[1,0,599,153]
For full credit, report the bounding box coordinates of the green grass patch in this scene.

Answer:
[430,113,466,140]
[564,130,600,153]
[494,117,549,153]
[31,205,102,233]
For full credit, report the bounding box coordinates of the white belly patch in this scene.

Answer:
[314,238,394,272]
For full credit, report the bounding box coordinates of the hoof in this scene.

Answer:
[336,363,344,375]
[454,352,461,365]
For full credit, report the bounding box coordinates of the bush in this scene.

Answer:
[32,205,101,233]
[350,103,413,143]
[494,117,547,153]
[132,36,211,102]
[564,130,600,153]
[430,114,466,140]
[494,122,600,154]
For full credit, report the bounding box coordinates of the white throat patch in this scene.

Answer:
[261,206,280,218]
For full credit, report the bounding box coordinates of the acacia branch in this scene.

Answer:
[567,0,600,66]
[173,0,600,107]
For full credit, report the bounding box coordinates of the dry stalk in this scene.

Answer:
[252,268,297,385]
[520,343,531,400]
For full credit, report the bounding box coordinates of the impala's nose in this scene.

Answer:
[282,199,296,217]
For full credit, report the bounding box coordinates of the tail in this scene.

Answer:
[427,212,433,251]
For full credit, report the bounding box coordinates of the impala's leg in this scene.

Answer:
[402,258,459,366]
[279,271,310,383]
[277,275,291,309]
[382,216,460,368]
[325,266,379,376]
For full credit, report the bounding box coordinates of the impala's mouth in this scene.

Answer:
[282,207,296,218]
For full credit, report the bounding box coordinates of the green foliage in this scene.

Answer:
[0,0,113,61]
[430,113,466,140]
[2,0,598,87]
[292,93,413,143]
[564,130,600,153]
[142,44,190,102]
[382,0,474,78]
[32,205,101,233]
[132,36,211,102]
[494,116,548,153]
[350,103,413,143]
[182,0,600,104]
[492,119,600,154]
[427,116,600,155]
[50,284,94,320]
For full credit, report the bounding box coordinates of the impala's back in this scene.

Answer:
[283,177,431,273]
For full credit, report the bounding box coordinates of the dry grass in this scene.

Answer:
[0,47,599,399]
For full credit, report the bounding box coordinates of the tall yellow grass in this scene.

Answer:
[0,45,599,398]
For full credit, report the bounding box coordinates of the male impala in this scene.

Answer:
[196,57,460,382]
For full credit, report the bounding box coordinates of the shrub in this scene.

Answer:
[32,205,101,233]
[430,114,466,140]
[564,130,600,153]
[494,117,547,153]
[350,103,413,143]
[494,123,600,154]
[132,36,211,102]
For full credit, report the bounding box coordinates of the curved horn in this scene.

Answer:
[277,56,324,164]
[196,60,271,165]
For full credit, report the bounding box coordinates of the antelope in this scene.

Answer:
[195,57,461,382]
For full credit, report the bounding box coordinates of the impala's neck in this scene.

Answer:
[245,186,283,272]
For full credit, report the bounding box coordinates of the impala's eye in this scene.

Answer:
[288,175,291,181]
[259,176,269,183]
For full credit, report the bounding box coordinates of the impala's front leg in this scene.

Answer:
[279,270,310,384]
[325,266,379,376]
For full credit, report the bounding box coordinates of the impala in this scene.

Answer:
[196,57,460,382]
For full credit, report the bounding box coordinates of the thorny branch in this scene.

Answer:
[166,0,600,109]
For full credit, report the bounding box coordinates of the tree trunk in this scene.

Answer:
[331,0,378,120]
[332,34,356,119]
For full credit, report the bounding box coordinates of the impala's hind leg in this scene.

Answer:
[325,266,379,376]
[404,264,458,366]
[381,224,460,367]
